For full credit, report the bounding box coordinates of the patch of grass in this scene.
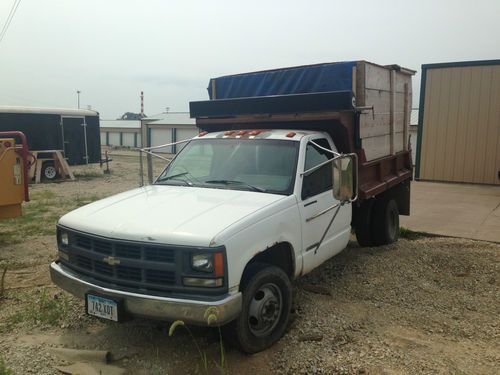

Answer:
[399,226,425,241]
[9,288,69,326]
[30,190,57,200]
[169,306,225,374]
[0,356,13,375]
[74,193,101,207]
[0,190,101,245]
[73,170,104,179]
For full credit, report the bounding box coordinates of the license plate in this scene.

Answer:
[86,294,119,321]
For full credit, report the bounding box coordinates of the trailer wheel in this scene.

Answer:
[355,200,374,247]
[371,198,399,245]
[223,263,292,354]
[42,161,58,181]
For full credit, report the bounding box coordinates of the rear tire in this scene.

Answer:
[371,198,399,245]
[42,161,58,181]
[223,263,292,354]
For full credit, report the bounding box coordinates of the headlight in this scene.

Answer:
[191,253,214,273]
[60,231,69,246]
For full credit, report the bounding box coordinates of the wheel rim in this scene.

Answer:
[248,283,283,337]
[45,166,57,179]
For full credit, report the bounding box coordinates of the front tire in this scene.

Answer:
[224,263,292,354]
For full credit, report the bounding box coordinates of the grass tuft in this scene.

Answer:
[9,288,69,326]
[399,226,425,241]
[73,170,104,179]
[0,356,13,375]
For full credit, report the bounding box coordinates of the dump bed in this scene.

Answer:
[204,61,414,161]
[190,61,415,203]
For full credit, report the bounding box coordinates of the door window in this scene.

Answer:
[302,138,333,200]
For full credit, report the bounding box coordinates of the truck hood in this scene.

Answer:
[59,185,285,247]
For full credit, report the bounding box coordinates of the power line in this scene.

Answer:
[0,0,22,45]
[0,0,17,38]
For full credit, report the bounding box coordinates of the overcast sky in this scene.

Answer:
[1,0,499,119]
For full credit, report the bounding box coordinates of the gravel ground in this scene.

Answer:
[0,151,498,374]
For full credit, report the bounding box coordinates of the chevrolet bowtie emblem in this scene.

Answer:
[102,256,120,266]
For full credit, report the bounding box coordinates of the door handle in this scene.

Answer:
[304,200,317,207]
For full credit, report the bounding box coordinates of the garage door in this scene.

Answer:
[151,128,173,153]
[176,127,199,152]
[122,133,135,147]
[108,132,120,147]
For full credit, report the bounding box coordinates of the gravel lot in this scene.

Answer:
[0,151,498,374]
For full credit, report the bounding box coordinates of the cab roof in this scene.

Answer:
[194,129,321,141]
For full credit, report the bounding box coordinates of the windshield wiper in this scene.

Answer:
[204,180,266,192]
[156,172,191,185]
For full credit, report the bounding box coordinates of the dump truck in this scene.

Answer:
[50,61,415,353]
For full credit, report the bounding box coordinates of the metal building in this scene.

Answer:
[141,112,198,153]
[100,120,142,148]
[416,60,500,185]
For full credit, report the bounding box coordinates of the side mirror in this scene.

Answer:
[332,154,357,202]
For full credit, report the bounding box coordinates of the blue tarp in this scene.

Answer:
[208,61,357,100]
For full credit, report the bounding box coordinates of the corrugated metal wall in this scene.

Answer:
[418,63,500,185]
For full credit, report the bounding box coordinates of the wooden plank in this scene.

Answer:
[394,71,413,93]
[362,134,391,161]
[390,70,396,155]
[403,83,409,151]
[355,62,366,106]
[35,158,42,183]
[360,112,406,137]
[363,62,391,91]
[54,151,75,180]
[394,131,405,153]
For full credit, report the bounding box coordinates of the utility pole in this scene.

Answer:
[76,90,81,109]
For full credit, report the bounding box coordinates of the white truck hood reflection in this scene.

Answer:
[59,185,285,247]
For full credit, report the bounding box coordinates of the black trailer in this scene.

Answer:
[0,107,101,166]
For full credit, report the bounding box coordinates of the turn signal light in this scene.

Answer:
[286,132,296,138]
[214,252,224,277]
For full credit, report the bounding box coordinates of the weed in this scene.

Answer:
[399,226,424,241]
[0,267,6,299]
[0,356,13,375]
[74,193,100,207]
[30,190,56,200]
[9,288,69,326]
[169,307,225,374]
[73,170,104,179]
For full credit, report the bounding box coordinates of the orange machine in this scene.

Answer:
[0,131,30,219]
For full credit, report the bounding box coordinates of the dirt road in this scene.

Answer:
[0,151,498,374]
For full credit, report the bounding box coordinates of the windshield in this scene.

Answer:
[155,138,299,195]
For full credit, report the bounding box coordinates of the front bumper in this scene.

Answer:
[50,261,242,325]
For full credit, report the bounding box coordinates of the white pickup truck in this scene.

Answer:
[51,61,414,353]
